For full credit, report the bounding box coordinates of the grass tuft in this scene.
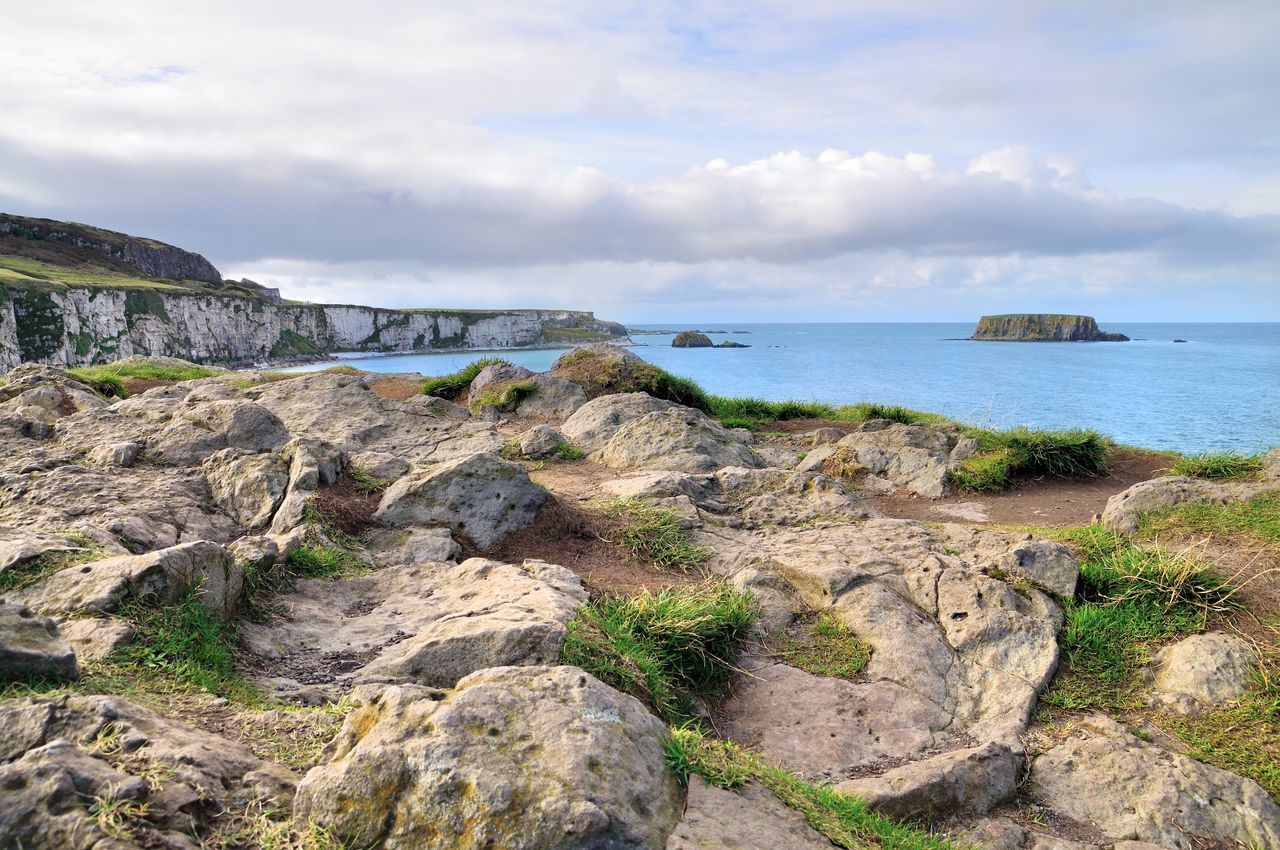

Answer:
[420,357,509,399]
[112,585,258,701]
[603,498,709,571]
[1041,525,1234,710]
[467,379,536,412]
[0,535,102,593]
[1166,451,1264,481]
[665,727,959,849]
[774,612,872,679]
[950,427,1107,492]
[704,396,935,430]
[1139,492,1280,545]
[560,584,757,723]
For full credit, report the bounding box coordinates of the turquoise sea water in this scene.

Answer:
[282,323,1279,454]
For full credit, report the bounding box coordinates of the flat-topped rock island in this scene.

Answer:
[971,313,1130,341]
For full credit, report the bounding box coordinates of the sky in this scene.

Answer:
[1,1,1278,322]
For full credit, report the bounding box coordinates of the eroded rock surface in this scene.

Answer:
[242,558,587,700]
[374,453,548,549]
[1030,715,1280,849]
[0,694,296,849]
[295,668,681,850]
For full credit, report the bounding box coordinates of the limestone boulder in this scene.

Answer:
[202,447,291,528]
[6,540,240,618]
[518,424,568,459]
[468,362,535,398]
[516,374,589,419]
[666,776,835,850]
[835,742,1020,819]
[561,392,676,452]
[374,453,547,549]
[55,616,135,662]
[0,694,296,849]
[967,529,1080,597]
[595,408,765,473]
[269,438,347,534]
[294,668,681,850]
[241,558,586,699]
[1103,476,1227,534]
[1151,632,1255,713]
[351,450,411,482]
[366,526,462,566]
[148,399,290,466]
[798,422,960,498]
[0,602,78,681]
[1031,715,1280,849]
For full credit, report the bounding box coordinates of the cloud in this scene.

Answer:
[1,1,1278,319]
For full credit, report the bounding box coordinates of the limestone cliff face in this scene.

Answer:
[0,287,628,369]
[971,314,1129,342]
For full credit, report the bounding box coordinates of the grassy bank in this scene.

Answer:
[67,361,221,398]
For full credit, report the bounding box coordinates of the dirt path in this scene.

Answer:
[864,447,1170,528]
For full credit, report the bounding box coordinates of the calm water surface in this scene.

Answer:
[282,323,1279,454]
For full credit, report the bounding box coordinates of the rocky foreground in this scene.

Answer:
[0,344,1277,849]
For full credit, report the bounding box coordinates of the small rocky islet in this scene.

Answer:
[0,339,1277,850]
[971,314,1130,342]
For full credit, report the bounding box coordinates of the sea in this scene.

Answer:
[280,323,1280,454]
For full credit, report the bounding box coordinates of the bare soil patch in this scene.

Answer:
[866,447,1170,528]
[122,377,175,395]
[479,495,698,595]
[310,477,383,536]
[367,376,426,400]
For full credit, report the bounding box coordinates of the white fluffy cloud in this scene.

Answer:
[1,0,1278,319]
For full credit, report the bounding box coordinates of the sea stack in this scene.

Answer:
[971,314,1129,342]
[672,331,713,347]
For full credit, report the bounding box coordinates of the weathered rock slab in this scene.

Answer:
[0,602,77,681]
[374,452,547,549]
[1031,715,1280,849]
[595,408,765,473]
[6,540,238,618]
[295,667,681,850]
[666,776,835,850]
[1151,632,1255,714]
[241,558,587,699]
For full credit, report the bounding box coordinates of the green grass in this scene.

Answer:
[1139,492,1280,545]
[603,498,709,571]
[1041,525,1234,710]
[560,584,757,723]
[286,544,369,580]
[468,379,537,412]
[67,361,221,399]
[550,441,586,461]
[775,612,872,679]
[0,254,190,292]
[348,464,393,494]
[664,727,959,849]
[705,396,937,431]
[1166,451,1264,481]
[111,585,258,701]
[949,427,1108,492]
[0,535,102,593]
[420,357,509,398]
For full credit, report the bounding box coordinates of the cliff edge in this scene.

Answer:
[0,213,627,368]
[971,314,1129,342]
